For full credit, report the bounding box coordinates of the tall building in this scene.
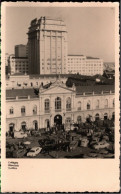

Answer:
[67,55,103,75]
[15,44,27,58]
[27,17,68,75]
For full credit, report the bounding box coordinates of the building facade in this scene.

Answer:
[8,55,29,75]
[27,17,68,75]
[6,80,115,133]
[67,55,103,75]
[6,74,69,89]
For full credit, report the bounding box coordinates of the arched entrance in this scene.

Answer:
[33,120,38,130]
[112,112,115,121]
[21,122,26,131]
[86,115,92,123]
[54,115,62,126]
[95,113,100,121]
[9,123,15,132]
[104,113,108,120]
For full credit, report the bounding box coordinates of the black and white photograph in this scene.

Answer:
[4,4,117,159]
[1,2,120,193]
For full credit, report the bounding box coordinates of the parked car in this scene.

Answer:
[80,138,89,147]
[13,148,26,158]
[6,149,13,158]
[93,141,110,150]
[27,147,42,157]
[69,141,78,151]
[14,131,27,138]
[70,123,78,131]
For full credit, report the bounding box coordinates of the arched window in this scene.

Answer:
[9,107,14,114]
[55,97,61,111]
[45,99,50,113]
[77,116,82,124]
[66,97,71,111]
[96,100,99,109]
[78,101,81,110]
[33,120,38,130]
[95,113,100,121]
[21,106,25,116]
[104,99,108,108]
[87,101,91,110]
[113,99,115,107]
[33,105,37,115]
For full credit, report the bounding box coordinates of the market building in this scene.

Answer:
[6,79,115,133]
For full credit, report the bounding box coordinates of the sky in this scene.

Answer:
[5,6,115,62]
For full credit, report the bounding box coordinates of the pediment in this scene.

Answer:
[40,85,74,95]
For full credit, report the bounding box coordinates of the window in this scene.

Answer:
[66,97,71,111]
[78,101,81,110]
[45,99,50,113]
[104,99,108,108]
[21,106,25,115]
[55,97,61,111]
[87,101,91,110]
[10,107,14,114]
[33,105,37,115]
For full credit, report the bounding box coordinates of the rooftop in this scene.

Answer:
[86,56,100,60]
[11,57,28,59]
[6,88,39,99]
[6,84,114,100]
[68,54,84,57]
[76,85,114,95]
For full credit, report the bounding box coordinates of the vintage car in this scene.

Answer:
[80,138,89,147]
[14,131,27,138]
[93,141,110,150]
[69,141,78,151]
[27,147,42,157]
[13,148,26,158]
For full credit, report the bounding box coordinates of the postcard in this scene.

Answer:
[1,2,120,192]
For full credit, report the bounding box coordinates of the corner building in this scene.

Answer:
[6,80,115,132]
[28,17,68,75]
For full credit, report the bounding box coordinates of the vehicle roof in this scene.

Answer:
[31,147,40,150]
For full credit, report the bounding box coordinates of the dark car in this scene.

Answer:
[12,148,27,158]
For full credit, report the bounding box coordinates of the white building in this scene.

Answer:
[6,80,115,132]
[8,55,29,75]
[28,17,68,75]
[67,55,103,75]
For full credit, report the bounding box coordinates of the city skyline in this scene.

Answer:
[5,6,115,62]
